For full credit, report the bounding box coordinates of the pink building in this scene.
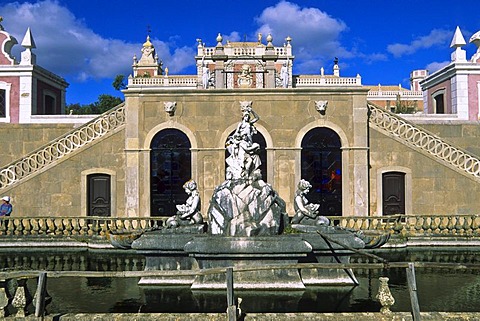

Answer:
[0,20,68,124]
[421,26,480,120]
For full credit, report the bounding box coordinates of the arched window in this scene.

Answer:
[150,129,191,217]
[87,174,111,217]
[382,171,405,215]
[224,130,267,180]
[301,127,342,216]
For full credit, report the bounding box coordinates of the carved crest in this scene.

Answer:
[239,101,253,113]
[164,101,177,116]
[315,100,328,113]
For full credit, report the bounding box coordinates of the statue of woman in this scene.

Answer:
[226,104,262,179]
[291,179,330,226]
[166,180,203,228]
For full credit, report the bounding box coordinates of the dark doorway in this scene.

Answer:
[0,89,5,117]
[301,127,342,216]
[87,174,111,216]
[225,131,267,180]
[382,171,406,215]
[434,94,444,114]
[150,129,191,217]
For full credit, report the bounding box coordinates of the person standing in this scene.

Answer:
[0,196,12,217]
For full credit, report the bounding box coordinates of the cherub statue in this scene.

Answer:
[166,180,203,228]
[291,179,330,226]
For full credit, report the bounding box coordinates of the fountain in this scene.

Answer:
[129,101,388,289]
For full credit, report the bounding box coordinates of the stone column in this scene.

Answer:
[263,35,278,88]
[212,56,227,89]
[351,93,369,216]
[124,96,141,217]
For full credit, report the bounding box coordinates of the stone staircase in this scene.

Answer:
[0,104,126,191]
[368,103,480,182]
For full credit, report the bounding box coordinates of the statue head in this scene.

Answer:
[183,179,197,192]
[297,179,312,192]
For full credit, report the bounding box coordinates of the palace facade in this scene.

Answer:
[1,24,480,219]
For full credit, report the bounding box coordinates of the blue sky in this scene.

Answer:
[0,0,478,105]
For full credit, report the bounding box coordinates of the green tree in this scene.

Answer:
[66,94,123,115]
[112,74,126,91]
[94,94,123,113]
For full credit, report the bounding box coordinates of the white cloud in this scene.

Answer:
[425,60,450,74]
[0,0,194,82]
[254,1,350,73]
[387,29,451,58]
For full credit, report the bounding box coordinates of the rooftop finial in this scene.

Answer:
[216,33,223,47]
[450,26,467,62]
[450,26,466,48]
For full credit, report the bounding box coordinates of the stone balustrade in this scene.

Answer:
[198,45,291,57]
[127,74,362,89]
[293,75,362,87]
[367,90,422,100]
[0,216,167,237]
[128,75,198,88]
[0,214,478,239]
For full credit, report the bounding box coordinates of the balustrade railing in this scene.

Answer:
[367,90,422,98]
[0,216,168,237]
[0,104,126,191]
[368,103,480,182]
[293,75,362,87]
[0,214,478,239]
[128,76,198,87]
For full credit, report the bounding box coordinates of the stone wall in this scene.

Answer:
[1,129,125,217]
[369,125,480,215]
[0,124,76,167]
[124,88,369,217]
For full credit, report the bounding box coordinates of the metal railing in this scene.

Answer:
[1,261,480,319]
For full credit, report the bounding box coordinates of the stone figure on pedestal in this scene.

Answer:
[280,62,289,88]
[201,56,210,89]
[291,179,330,226]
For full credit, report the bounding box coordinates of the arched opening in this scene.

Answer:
[432,90,445,114]
[150,129,191,217]
[382,171,406,215]
[224,130,267,180]
[301,127,342,216]
[87,173,111,217]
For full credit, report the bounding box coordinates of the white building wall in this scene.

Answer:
[451,74,469,119]
[18,74,32,123]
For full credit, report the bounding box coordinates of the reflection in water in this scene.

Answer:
[3,247,480,314]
